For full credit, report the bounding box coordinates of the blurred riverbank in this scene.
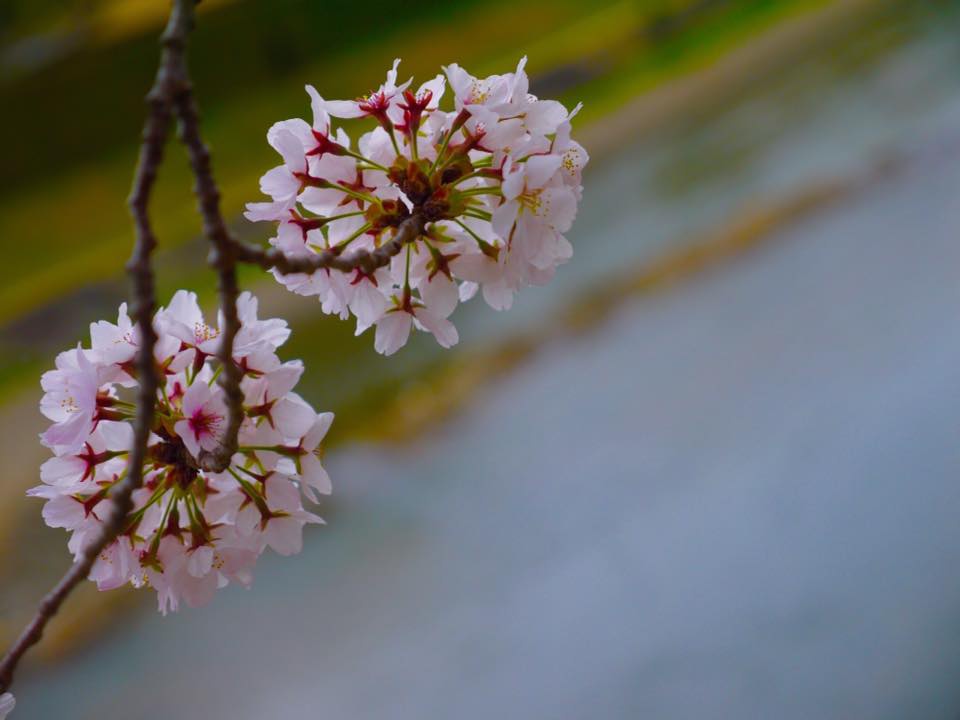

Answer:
[2,0,958,701]
[16,12,960,717]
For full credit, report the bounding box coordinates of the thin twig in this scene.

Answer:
[0,1,191,693]
[161,0,424,473]
[164,0,245,474]
[190,215,426,472]
[233,215,424,275]
[193,214,423,472]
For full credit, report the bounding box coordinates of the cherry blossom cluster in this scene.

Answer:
[30,291,333,613]
[246,57,588,355]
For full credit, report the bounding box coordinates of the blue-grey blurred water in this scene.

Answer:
[18,7,960,718]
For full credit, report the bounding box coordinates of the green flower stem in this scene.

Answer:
[344,148,389,173]
[463,208,493,221]
[335,223,373,250]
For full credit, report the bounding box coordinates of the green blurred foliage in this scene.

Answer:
[0,0,90,37]
[2,0,497,189]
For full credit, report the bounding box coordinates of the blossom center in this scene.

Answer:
[189,408,223,442]
[518,187,544,216]
[193,321,219,344]
[468,80,490,104]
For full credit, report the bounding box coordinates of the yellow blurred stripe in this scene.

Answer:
[90,0,239,44]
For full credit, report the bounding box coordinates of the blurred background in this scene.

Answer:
[2,0,960,717]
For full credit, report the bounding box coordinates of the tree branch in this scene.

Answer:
[162,1,424,475]
[191,213,423,472]
[0,0,191,693]
[233,215,424,275]
[164,0,245,474]
[1,0,427,690]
